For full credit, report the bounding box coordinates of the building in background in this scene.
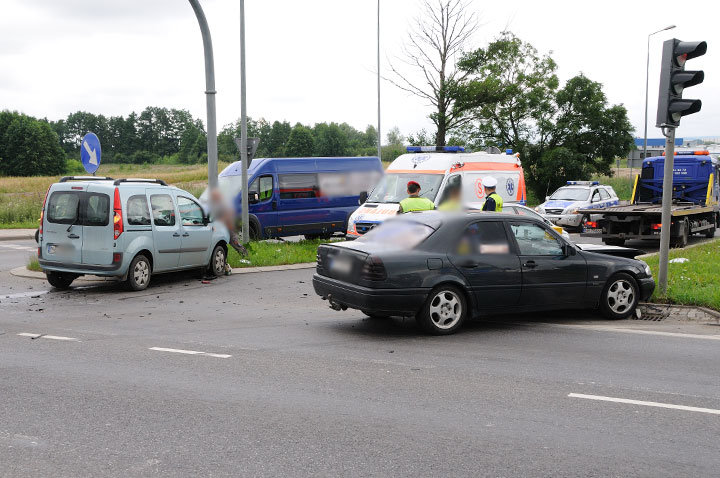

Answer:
[628,137,683,167]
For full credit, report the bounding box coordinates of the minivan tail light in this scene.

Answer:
[38,186,50,235]
[361,255,387,281]
[113,187,123,240]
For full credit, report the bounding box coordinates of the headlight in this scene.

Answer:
[644,263,652,277]
[535,206,544,213]
[566,208,578,215]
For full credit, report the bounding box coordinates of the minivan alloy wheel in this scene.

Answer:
[133,260,149,286]
[213,247,225,275]
[606,278,634,314]
[429,290,463,330]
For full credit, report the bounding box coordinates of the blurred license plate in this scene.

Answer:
[330,255,353,274]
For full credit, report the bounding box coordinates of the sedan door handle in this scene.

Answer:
[523,260,537,269]
[182,233,190,237]
[172,233,181,237]
[67,234,80,239]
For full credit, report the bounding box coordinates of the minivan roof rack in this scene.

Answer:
[113,178,168,186]
[59,176,114,182]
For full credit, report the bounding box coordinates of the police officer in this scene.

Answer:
[481,176,503,212]
[398,181,434,213]
[438,183,462,212]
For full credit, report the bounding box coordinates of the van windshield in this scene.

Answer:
[367,173,443,203]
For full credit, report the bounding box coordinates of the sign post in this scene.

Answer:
[657,128,675,294]
[80,132,102,175]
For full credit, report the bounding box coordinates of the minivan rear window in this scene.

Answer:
[85,193,110,226]
[47,192,80,224]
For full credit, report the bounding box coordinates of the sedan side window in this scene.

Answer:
[150,194,176,227]
[510,222,563,256]
[178,196,205,226]
[456,221,511,255]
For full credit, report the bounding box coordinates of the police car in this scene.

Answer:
[535,181,619,231]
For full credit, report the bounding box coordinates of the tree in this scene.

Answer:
[178,120,207,164]
[0,111,66,176]
[388,0,478,146]
[313,122,349,156]
[265,120,292,157]
[455,33,633,198]
[285,124,315,157]
[386,126,404,146]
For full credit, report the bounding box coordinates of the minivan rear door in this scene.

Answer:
[43,186,84,265]
[82,185,113,265]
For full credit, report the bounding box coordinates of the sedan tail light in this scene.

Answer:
[361,255,387,281]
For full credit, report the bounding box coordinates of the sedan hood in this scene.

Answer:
[575,243,645,259]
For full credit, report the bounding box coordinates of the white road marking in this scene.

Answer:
[17,333,80,342]
[0,244,35,252]
[568,393,720,415]
[546,323,720,341]
[149,347,232,359]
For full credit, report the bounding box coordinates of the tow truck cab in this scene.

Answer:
[635,151,719,206]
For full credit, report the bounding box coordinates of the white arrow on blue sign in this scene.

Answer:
[80,132,102,174]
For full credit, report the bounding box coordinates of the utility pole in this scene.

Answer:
[657,128,675,294]
[376,0,382,161]
[188,0,218,189]
[239,0,249,244]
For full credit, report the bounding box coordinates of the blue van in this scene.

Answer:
[210,157,383,240]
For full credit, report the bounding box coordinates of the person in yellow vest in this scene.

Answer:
[398,181,435,213]
[481,176,503,212]
[438,183,462,212]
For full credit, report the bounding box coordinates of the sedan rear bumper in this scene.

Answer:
[312,273,428,315]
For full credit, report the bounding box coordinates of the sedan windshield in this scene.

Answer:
[367,173,443,203]
[550,187,589,201]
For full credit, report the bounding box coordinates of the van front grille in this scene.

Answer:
[355,222,377,235]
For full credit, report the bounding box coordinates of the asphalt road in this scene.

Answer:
[1,265,719,477]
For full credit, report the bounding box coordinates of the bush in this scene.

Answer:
[65,158,85,174]
[0,111,66,176]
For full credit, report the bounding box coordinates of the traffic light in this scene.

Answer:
[656,39,707,128]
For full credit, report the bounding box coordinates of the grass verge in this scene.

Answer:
[644,239,720,311]
[27,257,41,272]
[226,238,336,268]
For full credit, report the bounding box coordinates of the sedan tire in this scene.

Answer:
[127,254,151,291]
[600,272,638,320]
[416,285,467,335]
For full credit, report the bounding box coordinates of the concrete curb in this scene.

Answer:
[0,229,36,242]
[638,302,720,324]
[10,262,316,281]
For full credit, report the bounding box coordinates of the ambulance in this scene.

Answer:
[346,146,527,238]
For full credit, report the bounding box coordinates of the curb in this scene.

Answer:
[10,262,316,281]
[638,302,720,324]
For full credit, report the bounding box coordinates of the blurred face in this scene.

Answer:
[484,186,495,196]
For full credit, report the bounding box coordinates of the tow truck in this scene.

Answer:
[580,151,719,247]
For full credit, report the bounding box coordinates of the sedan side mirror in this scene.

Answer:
[562,243,576,256]
[358,191,368,205]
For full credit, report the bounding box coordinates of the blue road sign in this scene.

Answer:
[80,132,102,174]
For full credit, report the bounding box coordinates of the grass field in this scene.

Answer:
[226,238,332,268]
[644,240,720,311]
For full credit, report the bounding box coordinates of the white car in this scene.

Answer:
[535,181,619,231]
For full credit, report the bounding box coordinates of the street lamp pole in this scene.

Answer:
[187,0,219,189]
[239,0,249,244]
[376,0,382,161]
[642,25,676,172]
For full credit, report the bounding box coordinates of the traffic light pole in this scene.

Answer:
[657,127,676,295]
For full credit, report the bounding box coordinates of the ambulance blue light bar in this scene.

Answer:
[406,146,465,153]
[566,181,599,186]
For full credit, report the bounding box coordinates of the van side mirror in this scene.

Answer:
[358,191,368,205]
[248,192,259,204]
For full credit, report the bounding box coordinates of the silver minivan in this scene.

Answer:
[38,176,230,291]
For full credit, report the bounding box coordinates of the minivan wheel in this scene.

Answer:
[46,271,76,290]
[416,285,467,335]
[600,272,638,320]
[208,244,226,277]
[127,254,151,291]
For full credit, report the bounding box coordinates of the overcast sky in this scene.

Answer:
[1,0,717,141]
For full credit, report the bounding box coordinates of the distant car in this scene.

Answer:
[536,181,619,231]
[38,176,230,291]
[501,203,571,240]
[313,212,654,335]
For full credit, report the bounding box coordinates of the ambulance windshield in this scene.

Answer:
[367,173,443,203]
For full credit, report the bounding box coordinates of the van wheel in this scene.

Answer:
[208,244,226,277]
[249,222,261,241]
[46,271,76,290]
[127,254,151,291]
[416,285,467,335]
[600,272,638,320]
